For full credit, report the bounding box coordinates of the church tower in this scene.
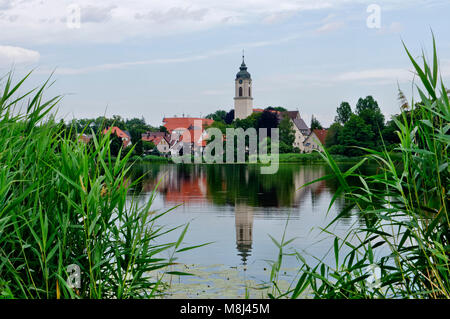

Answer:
[234,52,253,120]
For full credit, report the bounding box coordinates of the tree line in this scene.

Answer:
[325,96,399,156]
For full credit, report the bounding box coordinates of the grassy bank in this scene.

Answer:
[131,154,171,163]
[0,73,196,299]
[278,153,358,163]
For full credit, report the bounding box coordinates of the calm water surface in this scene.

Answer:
[128,163,365,297]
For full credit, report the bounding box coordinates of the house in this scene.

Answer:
[278,111,310,152]
[102,126,132,148]
[141,132,172,154]
[162,117,214,156]
[303,129,328,153]
[248,108,312,152]
[78,133,92,144]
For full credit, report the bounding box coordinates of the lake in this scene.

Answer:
[127,162,365,298]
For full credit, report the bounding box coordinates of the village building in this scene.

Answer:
[142,132,172,154]
[145,54,327,157]
[234,54,253,120]
[162,117,214,157]
[303,129,328,152]
[103,126,132,148]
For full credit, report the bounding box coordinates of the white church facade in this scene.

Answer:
[232,55,322,153]
[234,55,254,120]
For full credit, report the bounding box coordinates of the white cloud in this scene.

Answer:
[335,68,411,82]
[0,0,426,45]
[81,5,117,23]
[0,45,40,67]
[316,21,345,33]
[0,0,13,11]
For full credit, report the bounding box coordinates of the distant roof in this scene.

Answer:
[292,118,309,132]
[279,111,300,120]
[312,129,328,144]
[142,131,168,139]
[162,117,214,133]
[103,126,130,138]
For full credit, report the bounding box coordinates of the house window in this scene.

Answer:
[239,87,243,97]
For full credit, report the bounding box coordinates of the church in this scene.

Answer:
[233,54,324,153]
[143,54,326,155]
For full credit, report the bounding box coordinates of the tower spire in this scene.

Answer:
[242,49,245,63]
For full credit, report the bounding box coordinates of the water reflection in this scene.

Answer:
[235,204,253,265]
[132,164,333,208]
[128,163,353,267]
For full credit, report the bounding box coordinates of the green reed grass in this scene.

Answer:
[0,72,198,299]
[268,34,449,299]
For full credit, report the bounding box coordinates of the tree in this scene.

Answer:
[310,115,323,130]
[279,115,295,153]
[233,112,261,130]
[355,96,385,144]
[257,110,279,137]
[109,134,124,157]
[335,102,352,125]
[340,114,374,156]
[266,106,287,112]
[225,110,234,124]
[206,110,227,122]
[142,141,156,154]
[355,95,379,114]
[325,122,343,148]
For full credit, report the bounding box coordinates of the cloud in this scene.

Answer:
[0,0,13,11]
[316,21,345,33]
[82,5,117,23]
[377,21,404,34]
[0,45,40,67]
[43,34,305,75]
[335,68,411,82]
[135,7,209,24]
[262,10,296,24]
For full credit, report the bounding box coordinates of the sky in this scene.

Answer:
[1,0,450,127]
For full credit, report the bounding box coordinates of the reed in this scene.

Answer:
[269,34,449,299]
[0,72,196,299]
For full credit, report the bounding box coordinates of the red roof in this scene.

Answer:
[313,129,328,145]
[162,117,214,133]
[103,126,131,147]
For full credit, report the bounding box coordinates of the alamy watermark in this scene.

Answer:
[67,264,81,289]
[66,4,81,29]
[366,4,381,29]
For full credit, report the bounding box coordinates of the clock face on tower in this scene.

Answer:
[239,79,243,84]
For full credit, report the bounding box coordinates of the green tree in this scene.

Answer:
[335,102,352,124]
[325,122,342,147]
[233,112,261,130]
[109,134,124,157]
[355,95,379,114]
[257,110,279,137]
[266,106,287,112]
[225,110,234,124]
[279,115,295,153]
[340,114,374,156]
[310,115,323,130]
[356,96,385,144]
[206,110,227,122]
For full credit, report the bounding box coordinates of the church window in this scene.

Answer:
[239,87,243,97]
[249,87,251,96]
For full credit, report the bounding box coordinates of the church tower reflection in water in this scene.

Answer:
[234,204,254,265]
